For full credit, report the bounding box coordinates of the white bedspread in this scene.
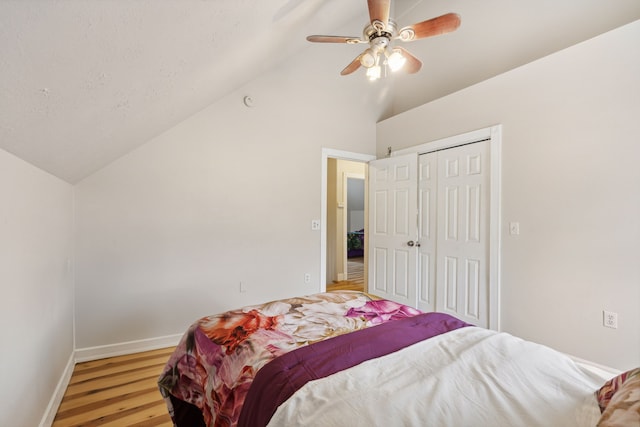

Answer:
[268,327,607,427]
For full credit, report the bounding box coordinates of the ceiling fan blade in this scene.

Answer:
[306,35,364,44]
[367,0,390,27]
[340,54,363,76]
[399,12,461,41]
[395,47,422,74]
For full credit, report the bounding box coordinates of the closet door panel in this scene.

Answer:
[368,153,418,308]
[417,153,437,312]
[435,141,490,327]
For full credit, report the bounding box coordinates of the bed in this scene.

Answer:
[157,291,638,427]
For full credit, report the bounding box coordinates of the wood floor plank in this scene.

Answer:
[99,403,172,427]
[53,347,176,427]
[58,376,158,412]
[54,388,163,426]
[128,415,174,427]
[70,354,170,384]
[73,348,174,372]
[63,365,166,396]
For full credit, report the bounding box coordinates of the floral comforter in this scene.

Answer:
[157,291,421,427]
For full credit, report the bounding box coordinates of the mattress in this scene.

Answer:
[268,326,605,426]
[157,291,607,427]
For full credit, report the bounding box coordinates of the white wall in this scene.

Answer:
[377,21,640,370]
[347,177,365,232]
[74,44,387,348]
[0,149,74,426]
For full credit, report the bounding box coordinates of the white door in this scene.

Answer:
[417,152,437,312]
[435,140,490,327]
[368,141,492,328]
[367,153,418,308]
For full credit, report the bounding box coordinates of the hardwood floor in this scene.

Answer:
[53,347,175,427]
[327,257,365,292]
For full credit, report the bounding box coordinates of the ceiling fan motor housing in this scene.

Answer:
[364,19,397,44]
[359,20,396,68]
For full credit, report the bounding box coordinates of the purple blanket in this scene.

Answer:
[238,312,469,427]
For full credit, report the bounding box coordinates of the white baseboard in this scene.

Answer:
[39,352,75,427]
[74,333,183,363]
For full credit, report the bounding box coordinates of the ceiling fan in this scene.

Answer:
[306,0,460,80]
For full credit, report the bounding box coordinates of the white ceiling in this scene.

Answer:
[1,0,639,183]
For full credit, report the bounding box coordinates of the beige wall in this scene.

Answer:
[377,21,640,370]
[0,148,74,427]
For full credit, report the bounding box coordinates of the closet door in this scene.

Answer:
[367,153,418,308]
[417,153,437,312]
[436,140,490,327]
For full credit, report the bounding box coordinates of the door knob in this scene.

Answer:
[407,240,415,247]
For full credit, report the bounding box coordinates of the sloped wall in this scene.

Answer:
[74,43,387,348]
[0,148,74,427]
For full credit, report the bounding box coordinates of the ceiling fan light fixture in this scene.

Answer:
[387,48,406,71]
[366,65,382,81]
[360,49,376,68]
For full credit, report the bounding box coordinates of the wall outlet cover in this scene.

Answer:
[603,310,618,329]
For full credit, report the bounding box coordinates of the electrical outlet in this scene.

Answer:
[603,310,618,329]
[509,222,520,235]
[311,220,320,230]
[304,273,311,284]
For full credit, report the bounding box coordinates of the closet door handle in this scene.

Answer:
[407,240,415,247]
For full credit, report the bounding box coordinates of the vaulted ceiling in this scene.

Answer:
[1,0,639,183]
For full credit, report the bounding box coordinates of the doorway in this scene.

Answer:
[326,160,365,292]
[345,176,365,287]
[320,149,375,293]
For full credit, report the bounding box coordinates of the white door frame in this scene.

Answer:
[320,149,376,292]
[392,125,502,330]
